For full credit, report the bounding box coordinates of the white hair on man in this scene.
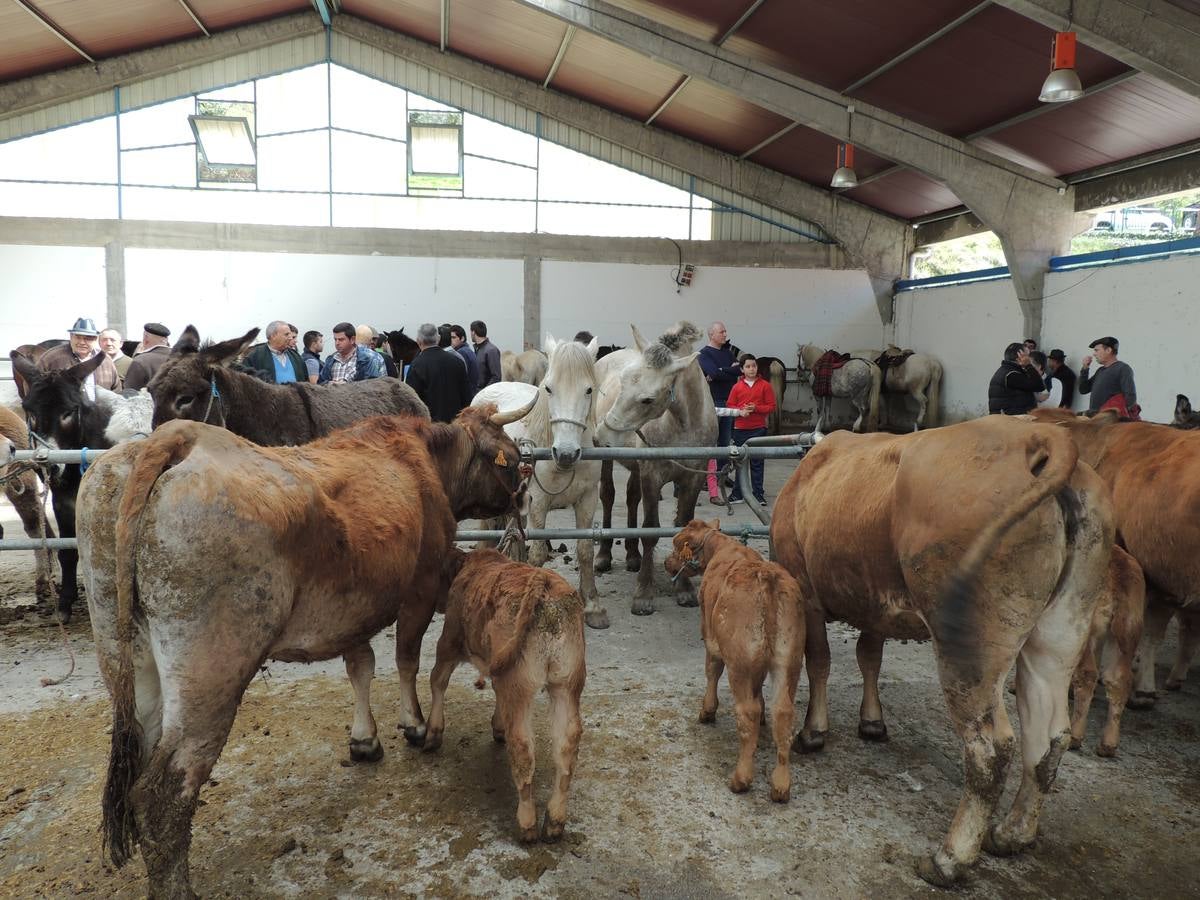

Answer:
[356,324,375,345]
[265,320,290,339]
[416,323,439,347]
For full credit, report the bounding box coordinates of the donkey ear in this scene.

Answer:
[630,324,649,352]
[65,351,108,382]
[173,325,202,354]
[200,328,260,367]
[10,350,39,382]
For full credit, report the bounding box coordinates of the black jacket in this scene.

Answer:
[988,360,1044,415]
[1051,365,1076,408]
[405,346,471,423]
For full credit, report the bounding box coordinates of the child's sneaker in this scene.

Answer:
[756,496,768,507]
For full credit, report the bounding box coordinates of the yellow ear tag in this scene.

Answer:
[680,544,693,561]
[494,449,508,467]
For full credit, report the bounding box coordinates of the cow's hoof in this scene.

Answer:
[1129,691,1157,710]
[1068,735,1083,751]
[421,733,443,753]
[518,824,539,844]
[630,598,655,616]
[769,783,790,804]
[982,826,1031,858]
[858,720,889,742]
[1165,678,1184,692]
[1096,742,1118,758]
[675,593,698,608]
[698,708,716,724]
[492,727,506,744]
[348,737,384,762]
[595,554,612,574]
[584,609,610,630]
[402,723,427,746]
[793,730,826,754]
[729,775,751,794]
[540,815,565,844]
[624,556,642,573]
[916,855,962,888]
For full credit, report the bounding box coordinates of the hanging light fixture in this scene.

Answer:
[1039,1,1083,103]
[831,105,858,188]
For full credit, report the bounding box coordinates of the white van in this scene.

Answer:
[1091,207,1174,233]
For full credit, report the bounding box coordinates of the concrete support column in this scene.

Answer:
[523,255,541,351]
[831,200,913,328]
[104,240,127,337]
[950,180,1076,345]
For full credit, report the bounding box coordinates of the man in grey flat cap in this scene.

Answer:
[124,323,173,391]
[38,317,122,397]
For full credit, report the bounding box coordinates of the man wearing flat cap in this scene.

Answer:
[1045,348,1075,409]
[1079,336,1138,416]
[38,317,121,398]
[123,323,173,391]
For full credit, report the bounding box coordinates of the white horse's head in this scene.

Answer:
[530,333,600,470]
[594,322,700,445]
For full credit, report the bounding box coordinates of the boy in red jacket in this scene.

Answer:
[726,355,776,506]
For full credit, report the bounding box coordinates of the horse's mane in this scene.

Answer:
[522,341,598,445]
[643,321,701,369]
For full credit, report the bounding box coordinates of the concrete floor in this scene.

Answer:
[0,457,1197,899]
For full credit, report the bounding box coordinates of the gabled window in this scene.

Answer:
[407,110,463,195]
[191,99,256,189]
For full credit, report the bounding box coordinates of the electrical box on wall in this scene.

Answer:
[677,263,695,287]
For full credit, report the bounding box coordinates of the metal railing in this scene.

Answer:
[0,433,820,552]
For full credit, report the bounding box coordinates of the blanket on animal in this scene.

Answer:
[1098,393,1142,421]
[812,350,851,398]
[874,349,915,392]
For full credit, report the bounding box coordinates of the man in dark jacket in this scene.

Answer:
[405,323,471,423]
[123,323,173,391]
[470,319,502,390]
[988,342,1047,415]
[243,320,307,384]
[1046,348,1076,408]
[449,323,480,399]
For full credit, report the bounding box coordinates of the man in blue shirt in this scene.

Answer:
[697,321,741,504]
[243,320,307,384]
[319,322,385,384]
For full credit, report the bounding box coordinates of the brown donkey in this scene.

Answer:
[424,549,586,843]
[665,520,805,802]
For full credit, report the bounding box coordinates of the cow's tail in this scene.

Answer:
[490,570,552,676]
[937,428,1078,645]
[103,428,199,868]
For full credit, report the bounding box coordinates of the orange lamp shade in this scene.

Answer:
[1051,31,1077,71]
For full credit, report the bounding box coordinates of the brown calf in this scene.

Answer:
[425,548,586,843]
[664,520,805,802]
[1070,545,1145,757]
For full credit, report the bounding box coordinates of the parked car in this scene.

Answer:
[1091,208,1175,233]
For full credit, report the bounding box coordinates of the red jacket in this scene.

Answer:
[727,376,776,431]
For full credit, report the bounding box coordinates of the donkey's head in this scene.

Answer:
[148,325,258,429]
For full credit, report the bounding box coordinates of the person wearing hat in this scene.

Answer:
[123,323,173,391]
[1045,348,1076,409]
[38,317,122,398]
[1079,336,1137,416]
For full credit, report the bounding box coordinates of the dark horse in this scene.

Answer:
[381,328,421,372]
[10,351,148,622]
[148,326,430,445]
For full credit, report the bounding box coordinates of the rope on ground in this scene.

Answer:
[39,618,76,687]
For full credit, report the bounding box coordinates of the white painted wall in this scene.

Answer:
[0,244,107,343]
[123,250,526,353]
[893,252,1200,424]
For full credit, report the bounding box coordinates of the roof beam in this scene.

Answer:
[990,0,1200,99]
[10,0,93,63]
[175,0,211,37]
[543,24,575,86]
[645,75,688,124]
[511,0,1065,194]
[311,0,332,27]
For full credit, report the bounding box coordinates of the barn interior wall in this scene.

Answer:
[0,245,108,340]
[893,252,1200,424]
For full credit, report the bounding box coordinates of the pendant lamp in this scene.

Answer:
[831,142,858,188]
[1039,30,1084,103]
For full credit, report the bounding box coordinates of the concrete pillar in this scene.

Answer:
[831,200,913,328]
[523,255,541,351]
[951,180,1076,345]
[104,240,127,337]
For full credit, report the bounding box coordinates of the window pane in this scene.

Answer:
[257,131,329,193]
[464,156,536,200]
[123,186,329,226]
[121,145,196,188]
[0,118,117,184]
[332,194,535,232]
[256,65,328,135]
[331,131,405,195]
[0,181,117,218]
[463,114,537,167]
[691,196,713,241]
[410,125,460,174]
[330,65,406,140]
[537,201,690,239]
[537,141,690,206]
[192,117,255,165]
[119,97,195,149]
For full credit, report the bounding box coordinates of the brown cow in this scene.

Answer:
[1070,544,1144,756]
[1030,408,1200,704]
[76,404,531,899]
[0,404,56,604]
[424,548,585,844]
[664,520,804,802]
[771,415,1113,886]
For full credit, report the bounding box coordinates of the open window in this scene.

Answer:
[407,110,463,195]
[190,99,257,189]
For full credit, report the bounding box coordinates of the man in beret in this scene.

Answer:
[124,323,173,391]
[1045,348,1075,409]
[38,317,121,398]
[1079,336,1138,417]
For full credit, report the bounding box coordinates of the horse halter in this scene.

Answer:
[200,373,224,426]
[671,528,718,583]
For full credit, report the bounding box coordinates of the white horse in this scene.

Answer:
[796,343,881,433]
[851,346,943,430]
[474,335,606,626]
[501,348,549,386]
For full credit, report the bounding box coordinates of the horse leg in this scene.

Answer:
[526,491,551,568]
[595,460,615,573]
[344,642,383,762]
[631,470,660,614]
[913,385,929,431]
[624,469,642,573]
[51,474,79,624]
[10,479,56,604]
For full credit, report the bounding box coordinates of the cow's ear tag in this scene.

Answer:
[680,544,693,561]
[494,449,508,467]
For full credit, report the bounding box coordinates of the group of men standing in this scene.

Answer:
[404,321,502,423]
[38,318,173,397]
[988,335,1137,418]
